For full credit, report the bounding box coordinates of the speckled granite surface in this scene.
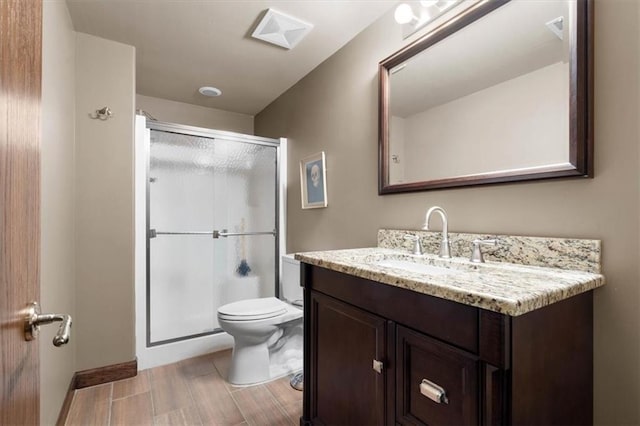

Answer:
[295,244,604,316]
[378,229,602,274]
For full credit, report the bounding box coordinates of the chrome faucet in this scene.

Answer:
[423,206,451,258]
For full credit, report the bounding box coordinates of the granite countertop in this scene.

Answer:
[295,247,605,316]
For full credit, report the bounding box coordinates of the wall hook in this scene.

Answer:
[90,107,113,120]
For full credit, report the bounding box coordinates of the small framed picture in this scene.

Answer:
[300,152,328,209]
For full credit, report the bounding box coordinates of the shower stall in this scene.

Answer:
[134,116,286,369]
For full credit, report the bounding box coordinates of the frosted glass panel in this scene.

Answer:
[149,132,218,232]
[148,130,277,344]
[150,236,217,341]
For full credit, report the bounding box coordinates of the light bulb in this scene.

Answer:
[437,0,457,11]
[394,3,418,25]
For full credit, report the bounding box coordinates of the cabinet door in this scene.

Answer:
[397,326,479,425]
[309,291,387,425]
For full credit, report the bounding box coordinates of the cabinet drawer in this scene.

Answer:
[305,265,478,353]
[396,326,478,426]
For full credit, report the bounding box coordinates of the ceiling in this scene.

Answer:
[66,0,397,116]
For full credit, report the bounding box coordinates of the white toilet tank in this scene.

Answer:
[281,254,302,305]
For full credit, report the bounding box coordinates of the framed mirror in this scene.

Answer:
[379,0,593,193]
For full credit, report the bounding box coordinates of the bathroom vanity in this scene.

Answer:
[297,230,604,426]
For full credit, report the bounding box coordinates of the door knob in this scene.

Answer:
[24,302,72,346]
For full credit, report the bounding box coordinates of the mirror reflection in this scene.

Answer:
[381,0,589,191]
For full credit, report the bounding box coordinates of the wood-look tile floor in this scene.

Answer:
[65,349,302,426]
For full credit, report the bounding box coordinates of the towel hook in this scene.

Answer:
[90,106,113,120]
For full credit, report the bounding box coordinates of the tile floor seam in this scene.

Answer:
[115,370,149,401]
[262,380,293,423]
[150,373,182,424]
[111,390,151,403]
[227,387,251,425]
[182,368,206,426]
[180,357,218,379]
[146,369,159,423]
[64,390,77,426]
[107,383,114,426]
[211,351,230,381]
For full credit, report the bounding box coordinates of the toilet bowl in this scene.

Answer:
[217,254,302,386]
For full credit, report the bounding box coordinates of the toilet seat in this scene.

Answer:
[218,297,288,321]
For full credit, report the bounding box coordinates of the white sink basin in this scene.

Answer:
[372,259,460,276]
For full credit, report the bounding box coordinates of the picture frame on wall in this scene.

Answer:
[300,152,328,209]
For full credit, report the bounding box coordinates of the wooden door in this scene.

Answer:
[0,0,43,424]
[309,291,387,425]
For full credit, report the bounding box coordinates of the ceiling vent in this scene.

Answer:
[546,16,564,40]
[251,9,313,50]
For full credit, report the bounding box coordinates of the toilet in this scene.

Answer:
[217,254,302,386]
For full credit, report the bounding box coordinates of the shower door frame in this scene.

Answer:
[145,120,282,348]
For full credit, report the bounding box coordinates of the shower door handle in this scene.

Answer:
[149,229,276,238]
[212,229,276,238]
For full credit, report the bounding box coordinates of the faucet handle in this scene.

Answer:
[470,238,498,263]
[404,234,424,255]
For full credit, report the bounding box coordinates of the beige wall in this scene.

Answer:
[400,62,569,182]
[136,94,254,134]
[75,33,136,370]
[255,1,640,423]
[40,1,77,424]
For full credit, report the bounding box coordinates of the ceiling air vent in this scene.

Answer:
[251,9,313,50]
[546,16,564,40]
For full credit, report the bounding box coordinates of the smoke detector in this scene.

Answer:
[251,9,313,49]
[199,86,222,97]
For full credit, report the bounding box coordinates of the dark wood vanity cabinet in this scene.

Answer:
[310,291,388,425]
[302,264,594,426]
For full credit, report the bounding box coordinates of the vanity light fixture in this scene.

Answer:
[394,3,419,25]
[395,0,463,39]
[434,0,458,12]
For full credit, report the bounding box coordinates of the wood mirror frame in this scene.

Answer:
[378,0,593,194]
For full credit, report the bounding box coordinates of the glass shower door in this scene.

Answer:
[147,129,277,346]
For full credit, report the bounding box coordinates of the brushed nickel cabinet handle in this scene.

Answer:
[373,359,384,374]
[420,379,449,404]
